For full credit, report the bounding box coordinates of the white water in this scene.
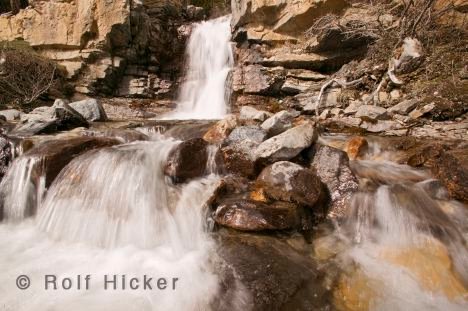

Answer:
[329,139,468,310]
[165,16,234,120]
[0,137,224,310]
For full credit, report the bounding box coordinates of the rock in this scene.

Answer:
[186,5,204,20]
[261,110,298,136]
[360,120,402,133]
[164,138,208,183]
[409,102,436,119]
[344,101,362,115]
[287,69,327,81]
[239,106,272,122]
[255,161,323,208]
[390,89,401,101]
[432,148,468,203]
[12,100,89,136]
[69,98,108,122]
[280,78,315,95]
[0,134,12,181]
[302,88,342,113]
[261,53,330,71]
[221,140,258,178]
[214,199,302,231]
[215,232,332,310]
[25,136,120,187]
[388,99,419,115]
[310,145,359,219]
[225,126,267,145]
[416,179,449,200]
[0,109,21,121]
[355,105,389,121]
[393,37,424,75]
[255,121,318,164]
[240,65,285,95]
[203,115,238,144]
[346,136,368,160]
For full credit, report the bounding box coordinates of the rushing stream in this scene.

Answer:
[0,14,466,311]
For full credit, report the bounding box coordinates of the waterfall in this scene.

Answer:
[0,136,223,310]
[165,15,234,120]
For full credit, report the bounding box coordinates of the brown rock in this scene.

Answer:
[214,199,302,231]
[346,136,368,160]
[203,115,238,144]
[432,148,468,203]
[221,140,258,178]
[164,138,208,183]
[256,161,323,208]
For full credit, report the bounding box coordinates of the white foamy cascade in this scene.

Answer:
[0,137,224,310]
[166,15,233,120]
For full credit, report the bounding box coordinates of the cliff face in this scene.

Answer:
[0,0,187,98]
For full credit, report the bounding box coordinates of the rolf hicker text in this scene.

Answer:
[44,274,179,291]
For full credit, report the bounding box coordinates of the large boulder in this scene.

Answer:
[221,140,259,178]
[240,106,273,122]
[310,144,359,219]
[261,110,299,136]
[12,100,89,135]
[432,148,468,203]
[255,121,318,164]
[214,198,302,231]
[164,138,209,183]
[215,232,332,310]
[24,136,120,187]
[255,161,323,208]
[69,98,108,122]
[203,115,238,144]
[239,65,285,95]
[225,125,267,145]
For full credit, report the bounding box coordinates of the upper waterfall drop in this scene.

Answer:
[167,15,234,120]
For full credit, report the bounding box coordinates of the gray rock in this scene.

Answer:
[240,106,272,122]
[241,65,285,95]
[360,120,402,133]
[281,78,314,95]
[388,99,418,115]
[0,109,21,121]
[355,105,389,121]
[302,88,341,113]
[261,110,298,136]
[409,103,436,119]
[226,126,267,144]
[310,145,359,218]
[69,98,108,122]
[255,121,317,163]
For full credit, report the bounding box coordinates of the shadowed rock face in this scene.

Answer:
[0,134,12,181]
[164,138,209,183]
[24,136,121,187]
[215,231,333,311]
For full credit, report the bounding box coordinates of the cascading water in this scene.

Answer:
[322,138,468,311]
[165,16,234,120]
[0,136,223,310]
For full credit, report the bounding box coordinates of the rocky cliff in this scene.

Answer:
[0,0,189,98]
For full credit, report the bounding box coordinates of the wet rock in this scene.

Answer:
[256,161,323,208]
[203,115,238,144]
[0,109,21,121]
[164,138,208,183]
[355,105,389,121]
[225,126,267,145]
[240,106,272,122]
[216,232,332,310]
[25,136,120,187]
[416,179,449,200]
[261,110,299,136]
[255,121,317,164]
[214,199,302,231]
[89,129,149,143]
[221,140,258,178]
[346,136,368,160]
[0,134,13,181]
[310,145,359,219]
[432,148,468,203]
[69,98,108,122]
[388,99,418,115]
